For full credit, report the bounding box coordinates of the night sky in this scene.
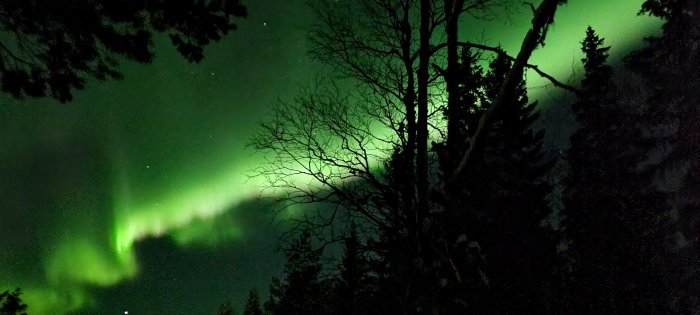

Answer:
[0,1,661,314]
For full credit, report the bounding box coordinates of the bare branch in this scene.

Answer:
[452,0,568,179]
[431,41,579,93]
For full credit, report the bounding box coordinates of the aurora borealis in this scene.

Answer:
[0,1,661,313]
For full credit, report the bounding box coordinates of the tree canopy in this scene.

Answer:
[0,289,27,315]
[250,0,700,313]
[0,0,246,102]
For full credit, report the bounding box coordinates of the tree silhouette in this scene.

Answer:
[0,288,28,315]
[564,26,676,314]
[449,0,570,179]
[433,50,559,314]
[252,0,572,313]
[0,0,246,102]
[216,301,234,315]
[242,288,263,315]
[249,1,700,313]
[626,1,700,311]
[566,26,631,314]
[331,226,375,315]
[265,230,328,315]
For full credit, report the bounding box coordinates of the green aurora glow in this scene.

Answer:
[0,1,661,313]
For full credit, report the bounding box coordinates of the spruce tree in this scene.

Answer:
[372,147,426,315]
[566,26,671,314]
[432,49,489,314]
[472,52,558,314]
[436,49,558,314]
[265,230,326,315]
[216,301,234,315]
[0,289,27,315]
[625,2,700,312]
[565,26,618,313]
[333,226,378,315]
[243,288,263,315]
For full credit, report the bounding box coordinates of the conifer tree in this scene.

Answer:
[0,289,28,315]
[434,49,489,313]
[474,52,558,314]
[216,301,234,315]
[265,230,326,315]
[626,2,700,311]
[435,49,558,314]
[567,26,633,314]
[243,288,263,315]
[254,0,574,313]
[333,226,375,315]
[566,26,672,314]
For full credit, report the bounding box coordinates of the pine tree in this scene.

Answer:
[264,277,284,315]
[433,49,489,313]
[575,27,613,126]
[0,289,28,315]
[441,49,486,171]
[564,26,618,313]
[566,27,672,314]
[243,288,263,315]
[265,230,326,315]
[474,52,558,314]
[216,301,234,315]
[372,146,428,315]
[333,226,375,315]
[435,49,558,314]
[625,2,700,312]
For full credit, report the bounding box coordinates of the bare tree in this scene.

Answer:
[251,80,396,233]
[254,0,571,239]
[252,0,572,312]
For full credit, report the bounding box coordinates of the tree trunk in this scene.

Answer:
[416,0,431,225]
[452,0,566,180]
[445,0,465,157]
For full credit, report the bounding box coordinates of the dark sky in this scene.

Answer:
[0,1,660,314]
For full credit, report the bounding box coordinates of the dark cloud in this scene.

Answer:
[77,197,285,314]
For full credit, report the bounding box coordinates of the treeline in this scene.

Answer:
[247,0,700,314]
